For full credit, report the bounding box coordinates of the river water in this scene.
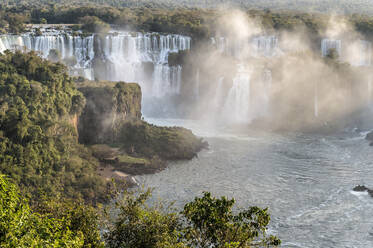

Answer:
[137,118,373,248]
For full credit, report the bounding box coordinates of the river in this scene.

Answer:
[137,118,373,248]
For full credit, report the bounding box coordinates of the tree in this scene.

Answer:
[105,190,281,248]
[182,192,281,248]
[104,188,184,248]
[0,174,85,247]
[0,51,108,203]
[4,13,25,34]
[79,16,110,33]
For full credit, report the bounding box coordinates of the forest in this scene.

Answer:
[1,1,373,39]
[3,0,373,14]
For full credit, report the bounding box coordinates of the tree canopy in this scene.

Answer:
[0,51,107,203]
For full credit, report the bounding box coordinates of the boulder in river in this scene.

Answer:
[366,131,373,141]
[353,185,373,197]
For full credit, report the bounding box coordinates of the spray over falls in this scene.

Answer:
[1,29,372,128]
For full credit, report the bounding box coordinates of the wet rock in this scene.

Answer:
[353,185,373,197]
[366,131,373,141]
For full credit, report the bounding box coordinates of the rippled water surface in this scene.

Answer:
[137,118,373,248]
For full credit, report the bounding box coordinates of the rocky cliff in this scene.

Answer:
[76,79,207,177]
[77,81,142,144]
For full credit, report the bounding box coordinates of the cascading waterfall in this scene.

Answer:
[354,40,371,67]
[314,81,319,118]
[99,32,190,96]
[212,35,277,123]
[213,76,224,108]
[2,29,372,122]
[195,69,200,99]
[0,31,191,97]
[252,35,278,57]
[152,65,182,98]
[368,75,372,103]
[223,65,251,123]
[321,39,342,57]
[0,34,96,80]
[211,35,279,58]
[260,69,272,115]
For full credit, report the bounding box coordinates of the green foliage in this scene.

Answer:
[3,1,373,39]
[119,120,207,160]
[35,197,105,248]
[0,174,85,247]
[4,13,26,34]
[79,16,110,33]
[105,189,281,248]
[0,51,107,203]
[182,192,281,248]
[105,188,184,248]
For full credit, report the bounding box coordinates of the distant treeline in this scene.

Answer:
[3,0,373,15]
[1,2,373,40]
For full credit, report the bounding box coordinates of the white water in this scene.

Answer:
[1,30,372,125]
[355,40,372,67]
[213,76,224,109]
[223,65,252,123]
[0,31,190,97]
[211,35,279,58]
[194,69,200,100]
[321,39,342,58]
[321,38,372,67]
[252,35,278,57]
[315,81,319,118]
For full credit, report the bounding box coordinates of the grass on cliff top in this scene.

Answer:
[90,144,119,159]
[117,155,150,165]
[75,78,139,89]
[120,121,206,160]
[90,144,150,165]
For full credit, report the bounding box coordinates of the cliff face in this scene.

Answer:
[77,79,207,177]
[77,81,142,144]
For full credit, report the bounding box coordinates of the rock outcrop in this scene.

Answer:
[76,79,207,179]
[353,185,373,197]
[77,81,142,144]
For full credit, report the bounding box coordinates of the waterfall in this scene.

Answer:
[213,76,224,108]
[250,68,272,119]
[368,75,372,103]
[152,64,182,98]
[314,81,319,118]
[211,35,278,58]
[223,65,251,123]
[0,39,5,53]
[260,69,272,115]
[195,69,200,99]
[354,40,371,67]
[98,32,190,96]
[0,31,191,98]
[321,39,342,57]
[252,36,278,57]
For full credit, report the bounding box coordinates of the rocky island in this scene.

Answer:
[76,79,207,184]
